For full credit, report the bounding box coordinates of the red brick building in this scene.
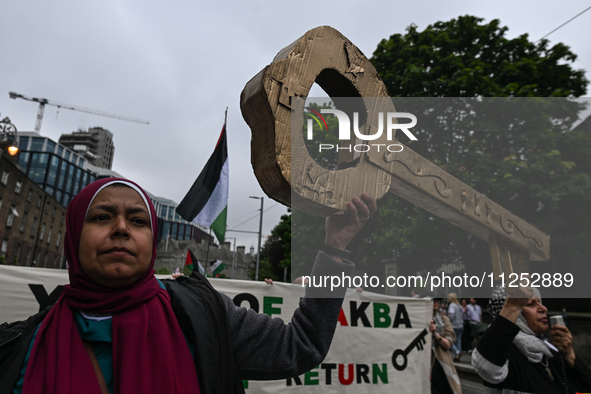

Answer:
[0,151,66,268]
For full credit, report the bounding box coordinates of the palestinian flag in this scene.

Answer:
[185,248,206,276]
[211,259,226,275]
[177,113,228,245]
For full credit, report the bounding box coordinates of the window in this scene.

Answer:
[65,166,74,193]
[46,140,55,153]
[26,189,32,202]
[47,226,52,244]
[47,156,59,187]
[19,212,28,232]
[15,243,22,264]
[57,160,67,190]
[17,152,30,173]
[52,207,56,220]
[18,136,29,150]
[29,153,49,183]
[56,231,61,247]
[30,217,38,237]
[37,197,42,208]
[0,197,2,210]
[6,206,17,227]
[1,171,9,185]
[45,202,50,214]
[26,247,32,265]
[60,213,65,225]
[1,240,8,258]
[39,223,46,239]
[31,137,44,151]
[15,181,22,194]
[73,168,82,195]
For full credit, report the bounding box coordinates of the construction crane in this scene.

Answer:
[9,91,150,133]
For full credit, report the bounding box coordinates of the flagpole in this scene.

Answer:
[249,196,264,281]
[205,228,212,270]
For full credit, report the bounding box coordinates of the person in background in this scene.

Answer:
[447,293,464,362]
[472,285,591,393]
[430,298,462,394]
[466,297,483,351]
[460,299,471,352]
[467,298,482,324]
[460,299,468,317]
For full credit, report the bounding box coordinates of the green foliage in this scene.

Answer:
[249,211,293,282]
[155,266,171,275]
[304,102,341,170]
[364,16,591,280]
[371,15,588,98]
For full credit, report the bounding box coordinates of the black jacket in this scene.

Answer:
[472,315,591,393]
[0,306,51,394]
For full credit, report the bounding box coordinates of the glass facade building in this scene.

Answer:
[17,133,98,207]
[149,194,212,244]
[16,133,210,244]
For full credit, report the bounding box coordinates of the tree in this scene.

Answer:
[363,16,591,297]
[250,211,292,282]
[304,101,341,170]
[371,15,587,98]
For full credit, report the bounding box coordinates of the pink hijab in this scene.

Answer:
[23,178,200,394]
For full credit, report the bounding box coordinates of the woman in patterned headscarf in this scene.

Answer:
[472,284,591,393]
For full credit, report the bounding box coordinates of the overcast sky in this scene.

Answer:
[2,1,590,250]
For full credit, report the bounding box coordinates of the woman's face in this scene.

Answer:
[433,300,439,312]
[522,297,548,336]
[78,185,153,287]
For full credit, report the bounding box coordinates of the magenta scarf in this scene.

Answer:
[22,178,200,394]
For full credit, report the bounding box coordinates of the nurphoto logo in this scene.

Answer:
[305,107,418,153]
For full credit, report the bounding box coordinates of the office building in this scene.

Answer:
[16,132,99,208]
[149,193,212,244]
[0,148,66,268]
[59,127,115,170]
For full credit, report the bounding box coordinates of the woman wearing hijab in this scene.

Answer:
[1,178,376,394]
[430,298,462,394]
[471,285,591,393]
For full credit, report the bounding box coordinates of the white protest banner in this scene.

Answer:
[0,265,432,393]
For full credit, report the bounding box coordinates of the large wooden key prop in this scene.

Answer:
[240,26,549,277]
